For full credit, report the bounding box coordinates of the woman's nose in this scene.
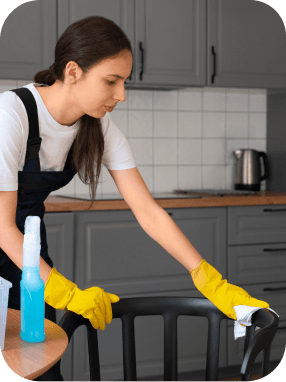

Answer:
[114,86,126,103]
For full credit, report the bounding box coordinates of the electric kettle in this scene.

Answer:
[233,149,270,191]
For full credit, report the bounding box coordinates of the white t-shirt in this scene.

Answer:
[0,83,136,191]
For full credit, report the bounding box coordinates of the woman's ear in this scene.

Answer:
[65,61,82,83]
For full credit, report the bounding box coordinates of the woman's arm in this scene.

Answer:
[108,168,203,272]
[108,168,270,321]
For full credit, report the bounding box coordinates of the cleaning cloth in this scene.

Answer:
[234,305,279,340]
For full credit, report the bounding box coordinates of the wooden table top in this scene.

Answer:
[1,308,68,380]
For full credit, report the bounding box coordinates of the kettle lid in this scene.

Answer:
[233,149,243,159]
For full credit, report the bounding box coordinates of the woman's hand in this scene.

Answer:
[44,268,120,330]
[190,260,269,321]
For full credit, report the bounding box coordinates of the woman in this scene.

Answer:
[0,16,269,381]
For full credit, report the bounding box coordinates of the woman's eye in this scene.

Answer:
[108,81,128,85]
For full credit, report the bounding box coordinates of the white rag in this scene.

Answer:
[233,305,279,340]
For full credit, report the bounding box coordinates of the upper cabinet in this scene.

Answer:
[133,0,206,87]
[207,0,286,88]
[0,0,57,80]
[1,0,286,89]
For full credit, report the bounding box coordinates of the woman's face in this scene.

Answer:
[66,50,133,119]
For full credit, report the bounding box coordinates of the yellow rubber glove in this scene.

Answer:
[189,260,269,323]
[44,268,120,330]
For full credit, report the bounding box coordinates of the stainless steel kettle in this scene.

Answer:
[233,149,269,191]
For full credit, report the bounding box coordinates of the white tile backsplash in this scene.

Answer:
[203,112,225,138]
[154,139,177,165]
[249,113,267,138]
[154,111,177,138]
[128,110,153,137]
[179,112,202,138]
[226,88,249,112]
[202,139,226,165]
[153,90,177,110]
[178,88,202,111]
[0,80,267,196]
[179,139,202,165]
[203,88,227,111]
[226,113,249,138]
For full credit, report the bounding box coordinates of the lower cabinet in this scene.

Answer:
[44,206,285,381]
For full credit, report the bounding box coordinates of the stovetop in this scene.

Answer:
[173,189,261,197]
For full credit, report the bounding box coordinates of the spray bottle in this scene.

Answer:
[20,216,45,343]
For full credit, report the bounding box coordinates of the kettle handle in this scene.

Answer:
[259,152,269,181]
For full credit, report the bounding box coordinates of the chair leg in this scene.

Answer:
[241,371,252,381]
[261,346,271,378]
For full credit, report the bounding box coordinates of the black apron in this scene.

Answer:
[0,87,77,381]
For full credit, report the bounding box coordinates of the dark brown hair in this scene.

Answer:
[34,16,133,210]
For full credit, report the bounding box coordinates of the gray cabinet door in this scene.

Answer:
[134,0,206,87]
[0,0,57,80]
[43,211,75,382]
[207,0,286,88]
[71,207,227,381]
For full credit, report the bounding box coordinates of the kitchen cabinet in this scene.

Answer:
[227,205,286,367]
[70,207,227,381]
[1,0,286,89]
[0,0,57,80]
[207,0,286,88]
[133,0,206,87]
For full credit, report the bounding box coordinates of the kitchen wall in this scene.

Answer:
[0,80,267,197]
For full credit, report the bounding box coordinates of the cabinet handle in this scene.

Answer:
[168,213,173,216]
[263,208,286,212]
[263,287,286,291]
[211,46,216,83]
[139,42,144,81]
[263,248,286,252]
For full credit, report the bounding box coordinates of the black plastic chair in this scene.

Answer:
[55,297,279,381]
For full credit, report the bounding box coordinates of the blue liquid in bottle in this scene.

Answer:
[20,216,45,343]
[20,266,45,343]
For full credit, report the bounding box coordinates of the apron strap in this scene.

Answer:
[10,88,42,172]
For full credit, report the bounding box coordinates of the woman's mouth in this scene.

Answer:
[105,106,113,112]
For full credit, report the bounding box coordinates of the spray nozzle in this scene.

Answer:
[23,217,41,265]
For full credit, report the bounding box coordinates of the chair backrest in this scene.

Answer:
[57,296,279,381]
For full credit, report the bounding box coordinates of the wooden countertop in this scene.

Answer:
[44,191,286,212]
